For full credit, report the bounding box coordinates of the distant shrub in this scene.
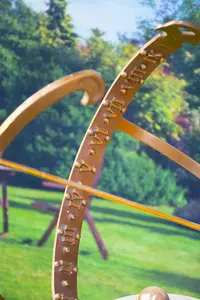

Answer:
[174,200,200,224]
[99,138,187,208]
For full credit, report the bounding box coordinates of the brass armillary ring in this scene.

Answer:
[0,20,199,300]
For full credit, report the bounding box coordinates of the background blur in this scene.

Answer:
[0,0,200,299]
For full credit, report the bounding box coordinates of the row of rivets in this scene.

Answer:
[54,46,166,299]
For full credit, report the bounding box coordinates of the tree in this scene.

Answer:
[114,38,187,142]
[0,0,12,12]
[0,0,40,114]
[100,133,187,208]
[79,28,119,89]
[136,0,200,201]
[39,0,77,47]
[0,0,85,186]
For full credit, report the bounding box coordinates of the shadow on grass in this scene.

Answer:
[91,206,200,240]
[126,266,200,296]
[8,199,200,241]
[9,199,60,213]
[21,238,33,245]
[18,195,62,204]
[91,205,175,225]
[79,250,92,256]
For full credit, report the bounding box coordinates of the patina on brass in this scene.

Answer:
[0,20,200,300]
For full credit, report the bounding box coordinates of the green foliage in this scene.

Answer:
[137,0,200,110]
[38,0,77,47]
[79,28,119,88]
[135,0,200,201]
[125,67,186,141]
[0,0,40,112]
[99,133,187,207]
[0,0,196,206]
[177,127,200,199]
[17,92,96,178]
[0,0,86,186]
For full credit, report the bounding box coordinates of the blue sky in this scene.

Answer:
[25,0,159,42]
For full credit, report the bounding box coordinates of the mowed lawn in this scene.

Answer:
[0,186,200,300]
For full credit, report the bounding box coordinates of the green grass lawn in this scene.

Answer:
[0,186,200,300]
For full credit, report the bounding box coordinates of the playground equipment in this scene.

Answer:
[0,20,200,300]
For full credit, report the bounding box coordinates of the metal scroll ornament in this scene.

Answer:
[0,70,105,155]
[52,21,200,300]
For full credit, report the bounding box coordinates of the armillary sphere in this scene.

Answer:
[0,20,200,300]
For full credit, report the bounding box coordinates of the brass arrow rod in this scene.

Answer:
[0,158,199,232]
[117,118,200,179]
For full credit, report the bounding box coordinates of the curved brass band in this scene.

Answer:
[52,21,200,299]
[0,70,105,156]
[116,118,200,179]
[1,157,200,233]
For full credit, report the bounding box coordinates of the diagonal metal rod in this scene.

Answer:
[117,118,200,179]
[0,158,200,232]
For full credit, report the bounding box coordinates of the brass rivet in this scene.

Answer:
[75,161,81,168]
[102,100,109,106]
[122,108,126,113]
[121,71,127,78]
[104,118,109,124]
[54,294,61,300]
[120,89,127,95]
[82,200,87,206]
[54,261,60,268]
[62,280,69,287]
[63,247,70,253]
[73,267,78,273]
[65,193,71,200]
[70,213,76,220]
[75,234,80,240]
[105,136,111,142]
[88,129,93,135]
[140,64,147,70]
[89,149,96,155]
[92,167,97,174]
[160,57,165,63]
[59,260,64,265]
[58,229,64,236]
[141,49,147,56]
[140,79,144,84]
[78,181,83,185]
